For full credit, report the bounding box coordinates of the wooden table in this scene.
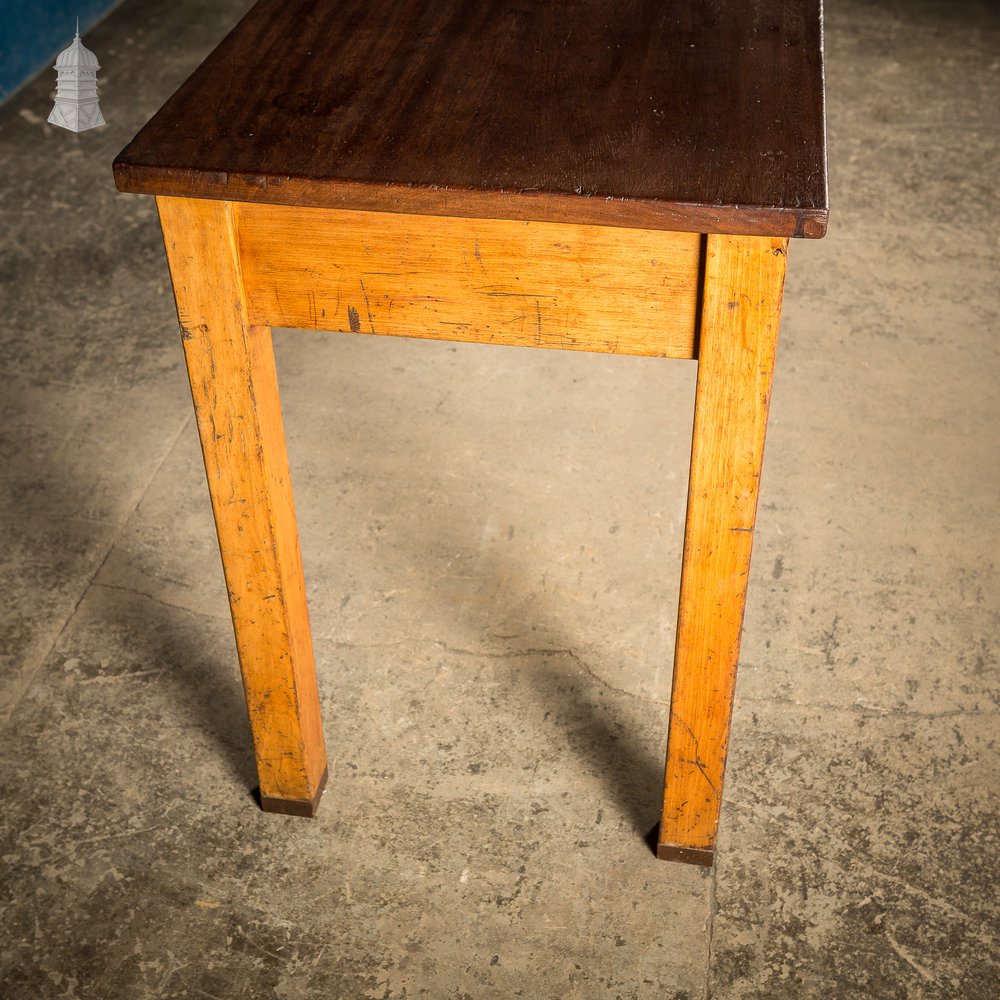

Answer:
[114,0,827,866]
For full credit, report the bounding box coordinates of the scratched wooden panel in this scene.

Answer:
[157,195,328,810]
[235,203,701,358]
[658,233,788,862]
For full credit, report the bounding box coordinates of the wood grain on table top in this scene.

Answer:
[114,0,828,237]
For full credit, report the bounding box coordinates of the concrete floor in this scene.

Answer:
[1,0,998,996]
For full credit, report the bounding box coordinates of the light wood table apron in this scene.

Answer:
[115,0,828,866]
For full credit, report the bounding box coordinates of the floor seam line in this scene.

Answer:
[705,856,719,1000]
[0,411,193,729]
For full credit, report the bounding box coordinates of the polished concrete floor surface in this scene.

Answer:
[1,0,997,997]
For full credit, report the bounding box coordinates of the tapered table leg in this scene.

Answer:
[658,234,788,864]
[157,196,328,815]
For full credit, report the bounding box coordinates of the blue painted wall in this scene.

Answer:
[0,1,118,103]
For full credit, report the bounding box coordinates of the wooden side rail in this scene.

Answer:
[232,202,703,359]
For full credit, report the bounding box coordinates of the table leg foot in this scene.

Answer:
[260,765,329,818]
[656,842,715,867]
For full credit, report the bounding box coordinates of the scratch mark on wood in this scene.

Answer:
[359,279,375,334]
[179,322,208,342]
[670,711,719,800]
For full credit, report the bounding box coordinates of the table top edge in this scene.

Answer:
[113,159,829,240]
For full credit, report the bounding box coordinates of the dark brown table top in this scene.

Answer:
[114,0,828,238]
